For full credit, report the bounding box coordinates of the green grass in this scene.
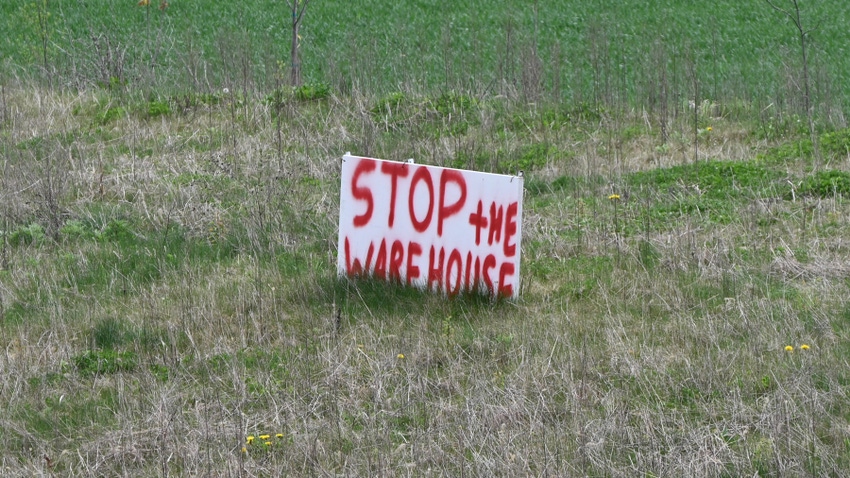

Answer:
[2,1,850,112]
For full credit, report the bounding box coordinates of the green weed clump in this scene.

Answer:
[145,100,171,118]
[628,160,783,198]
[758,139,814,165]
[95,105,124,125]
[624,159,787,227]
[820,127,850,159]
[71,318,138,375]
[264,83,331,108]
[8,223,45,246]
[294,82,330,101]
[797,170,850,198]
[431,91,477,117]
[499,142,559,174]
[59,220,94,242]
[73,349,138,375]
[90,317,132,349]
[371,91,407,117]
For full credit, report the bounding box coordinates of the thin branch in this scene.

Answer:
[293,0,311,24]
[803,19,822,36]
[764,0,794,21]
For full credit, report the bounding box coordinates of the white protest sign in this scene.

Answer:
[337,153,523,298]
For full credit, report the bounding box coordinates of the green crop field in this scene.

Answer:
[2,0,850,108]
[1,1,850,476]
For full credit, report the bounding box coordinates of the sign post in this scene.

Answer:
[337,153,524,298]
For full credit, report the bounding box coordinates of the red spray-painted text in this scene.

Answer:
[337,155,523,298]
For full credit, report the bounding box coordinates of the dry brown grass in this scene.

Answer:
[0,82,849,476]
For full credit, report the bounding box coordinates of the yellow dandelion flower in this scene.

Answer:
[397,353,405,359]
[259,434,270,441]
[241,447,247,453]
[706,126,713,132]
[608,194,621,201]
[246,436,255,444]
[264,441,273,446]
[276,433,284,439]
[800,344,810,350]
[137,0,150,6]
[785,345,794,352]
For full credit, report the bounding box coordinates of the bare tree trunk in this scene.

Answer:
[290,0,311,87]
[35,0,52,87]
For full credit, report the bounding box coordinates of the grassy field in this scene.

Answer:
[2,0,850,110]
[2,1,850,477]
